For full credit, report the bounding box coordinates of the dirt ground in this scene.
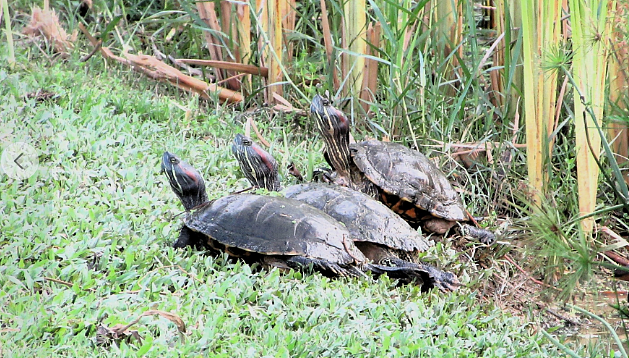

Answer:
[463,235,629,351]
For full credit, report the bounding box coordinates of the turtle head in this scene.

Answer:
[231,134,281,191]
[161,152,208,210]
[310,94,351,182]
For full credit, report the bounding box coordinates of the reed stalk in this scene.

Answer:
[490,1,522,121]
[434,0,462,84]
[282,0,296,62]
[360,22,380,112]
[1,0,14,67]
[254,0,284,101]
[235,2,252,94]
[569,0,616,232]
[195,0,229,89]
[519,0,563,205]
[342,0,367,103]
[607,2,629,184]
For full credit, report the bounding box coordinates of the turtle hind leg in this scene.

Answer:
[284,256,367,279]
[459,224,496,245]
[422,217,456,234]
[366,258,460,292]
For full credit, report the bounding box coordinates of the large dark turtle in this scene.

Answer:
[310,94,496,244]
[162,151,457,290]
[231,137,460,291]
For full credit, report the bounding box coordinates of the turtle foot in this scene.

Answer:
[367,258,460,292]
[460,224,496,245]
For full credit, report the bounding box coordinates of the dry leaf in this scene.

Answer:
[140,310,186,334]
[94,309,185,347]
[96,323,142,346]
[23,6,76,55]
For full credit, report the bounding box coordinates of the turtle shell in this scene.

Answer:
[283,183,431,253]
[184,193,366,265]
[351,140,467,221]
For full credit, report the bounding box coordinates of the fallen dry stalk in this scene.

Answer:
[178,58,269,77]
[250,117,270,148]
[77,24,243,104]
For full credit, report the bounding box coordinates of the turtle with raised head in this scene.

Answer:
[162,151,458,291]
[310,94,496,245]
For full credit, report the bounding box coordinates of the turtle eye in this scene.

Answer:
[169,157,178,164]
[322,97,330,106]
[242,137,252,146]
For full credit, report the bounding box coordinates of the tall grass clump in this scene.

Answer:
[490,0,522,120]
[518,198,595,300]
[366,0,427,142]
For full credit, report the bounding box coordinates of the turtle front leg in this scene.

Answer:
[366,258,460,292]
[173,226,210,250]
[459,224,496,245]
[422,218,496,245]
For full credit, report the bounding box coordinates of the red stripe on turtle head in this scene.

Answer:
[180,164,200,185]
[252,144,275,172]
[333,108,350,134]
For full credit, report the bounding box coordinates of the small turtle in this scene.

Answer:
[231,138,460,291]
[162,151,457,290]
[310,94,496,244]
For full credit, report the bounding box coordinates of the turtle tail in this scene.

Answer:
[365,258,460,292]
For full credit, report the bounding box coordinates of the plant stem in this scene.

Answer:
[2,0,14,67]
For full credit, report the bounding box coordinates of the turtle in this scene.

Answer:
[161,151,458,291]
[310,94,496,245]
[231,137,460,291]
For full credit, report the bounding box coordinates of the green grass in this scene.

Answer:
[0,44,613,358]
